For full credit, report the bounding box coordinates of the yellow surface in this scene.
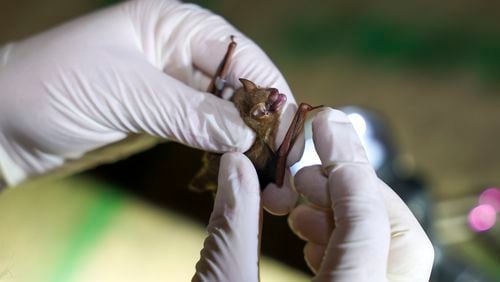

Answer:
[0,178,309,282]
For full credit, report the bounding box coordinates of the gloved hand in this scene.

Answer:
[288,109,434,281]
[0,0,299,213]
[193,152,261,282]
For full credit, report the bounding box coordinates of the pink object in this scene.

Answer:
[468,204,497,232]
[269,94,287,112]
[479,187,500,212]
[267,89,279,103]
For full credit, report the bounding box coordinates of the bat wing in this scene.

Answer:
[255,143,279,189]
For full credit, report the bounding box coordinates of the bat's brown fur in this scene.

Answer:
[189,36,321,192]
[189,79,283,192]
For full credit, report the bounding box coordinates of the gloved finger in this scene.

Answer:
[304,242,327,274]
[78,55,256,153]
[262,170,299,215]
[288,204,334,245]
[194,152,261,282]
[190,68,212,92]
[311,108,390,281]
[294,165,330,208]
[377,179,434,281]
[133,0,302,165]
[313,109,370,172]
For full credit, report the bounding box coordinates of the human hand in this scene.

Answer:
[193,152,261,282]
[288,109,434,281]
[0,0,300,213]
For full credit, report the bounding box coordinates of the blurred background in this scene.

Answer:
[1,0,499,281]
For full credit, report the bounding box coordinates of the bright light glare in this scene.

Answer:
[362,136,385,170]
[290,109,388,174]
[468,204,497,232]
[345,111,385,170]
[347,113,367,136]
[290,139,321,175]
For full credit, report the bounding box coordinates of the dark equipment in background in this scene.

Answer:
[336,106,496,282]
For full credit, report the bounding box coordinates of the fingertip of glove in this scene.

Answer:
[303,242,324,274]
[313,108,350,127]
[220,151,251,168]
[262,172,299,216]
[206,96,256,153]
[220,152,259,195]
[312,107,370,169]
[240,128,258,153]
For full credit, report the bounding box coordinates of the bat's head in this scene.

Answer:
[232,78,287,146]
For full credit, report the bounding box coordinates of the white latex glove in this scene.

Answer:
[0,0,299,213]
[193,152,261,282]
[288,109,434,281]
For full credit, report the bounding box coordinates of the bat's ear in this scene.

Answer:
[239,78,257,92]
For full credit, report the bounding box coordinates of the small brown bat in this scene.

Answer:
[190,37,322,192]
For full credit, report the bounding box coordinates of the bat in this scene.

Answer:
[189,36,322,192]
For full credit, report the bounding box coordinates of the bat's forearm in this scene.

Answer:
[207,36,237,97]
[275,103,323,187]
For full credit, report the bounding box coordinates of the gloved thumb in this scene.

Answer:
[193,152,261,282]
[312,109,390,282]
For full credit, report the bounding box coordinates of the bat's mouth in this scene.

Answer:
[266,88,287,112]
[250,89,288,119]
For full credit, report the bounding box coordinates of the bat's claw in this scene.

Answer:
[299,103,324,112]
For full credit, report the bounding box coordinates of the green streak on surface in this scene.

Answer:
[49,187,124,282]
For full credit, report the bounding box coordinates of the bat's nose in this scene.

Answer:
[268,88,279,103]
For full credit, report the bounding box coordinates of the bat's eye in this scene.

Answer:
[250,103,269,119]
